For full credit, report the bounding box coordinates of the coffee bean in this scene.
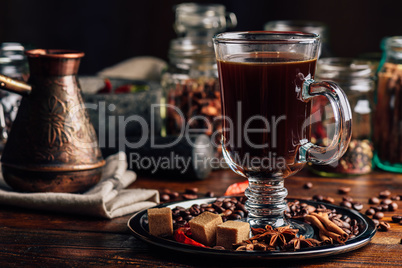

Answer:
[372,219,380,227]
[182,194,198,200]
[233,210,245,218]
[381,204,389,211]
[373,212,384,219]
[379,190,391,199]
[214,206,225,213]
[352,202,363,211]
[341,214,351,223]
[343,196,354,202]
[205,191,215,197]
[184,215,193,221]
[371,206,383,212]
[235,203,247,212]
[368,197,380,204]
[222,210,233,217]
[391,195,401,201]
[338,187,351,194]
[391,215,402,223]
[323,196,335,204]
[228,213,242,220]
[189,207,200,216]
[304,182,313,189]
[340,201,352,209]
[176,220,187,228]
[378,221,391,232]
[185,187,199,194]
[205,207,215,212]
[223,202,234,209]
[160,194,170,202]
[180,210,191,217]
[313,195,324,201]
[365,208,375,216]
[381,199,392,205]
[389,202,398,211]
[169,191,180,199]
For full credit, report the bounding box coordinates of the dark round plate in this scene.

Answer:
[127,197,376,260]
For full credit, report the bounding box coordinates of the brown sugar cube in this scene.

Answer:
[189,211,223,246]
[147,207,173,237]
[216,220,250,250]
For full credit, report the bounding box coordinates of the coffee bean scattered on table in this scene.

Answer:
[338,187,351,194]
[379,190,391,199]
[391,215,402,223]
[378,221,391,232]
[369,197,380,204]
[373,212,384,220]
[304,182,313,189]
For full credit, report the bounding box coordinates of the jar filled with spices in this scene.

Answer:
[373,36,402,172]
[161,37,221,146]
[161,3,236,161]
[309,58,375,176]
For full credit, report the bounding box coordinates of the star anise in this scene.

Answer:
[285,235,321,251]
[249,225,299,249]
[234,240,274,251]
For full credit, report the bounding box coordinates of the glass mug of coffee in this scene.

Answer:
[213,32,352,234]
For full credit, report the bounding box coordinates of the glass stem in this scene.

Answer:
[245,177,288,228]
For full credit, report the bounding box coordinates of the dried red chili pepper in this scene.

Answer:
[173,227,207,248]
[224,180,248,196]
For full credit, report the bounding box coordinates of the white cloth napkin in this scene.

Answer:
[0,152,159,219]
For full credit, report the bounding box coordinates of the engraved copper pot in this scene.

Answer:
[0,49,105,193]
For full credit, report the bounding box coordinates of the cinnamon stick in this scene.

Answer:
[319,230,333,244]
[311,212,348,241]
[305,214,348,243]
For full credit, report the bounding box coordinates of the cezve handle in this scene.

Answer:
[0,74,32,96]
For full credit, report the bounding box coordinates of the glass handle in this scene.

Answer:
[299,79,352,164]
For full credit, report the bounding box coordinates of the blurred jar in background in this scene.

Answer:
[374,36,402,172]
[162,3,237,160]
[264,20,332,58]
[174,2,237,38]
[0,42,28,150]
[310,58,375,176]
[162,37,220,139]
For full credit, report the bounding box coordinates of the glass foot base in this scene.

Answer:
[247,218,314,238]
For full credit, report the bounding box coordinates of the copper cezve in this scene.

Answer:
[0,49,105,193]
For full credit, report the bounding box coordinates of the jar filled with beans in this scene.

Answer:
[309,58,376,176]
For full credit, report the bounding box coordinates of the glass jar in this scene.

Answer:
[264,20,332,58]
[161,37,221,144]
[0,42,28,150]
[373,36,402,172]
[309,58,375,176]
[174,3,237,38]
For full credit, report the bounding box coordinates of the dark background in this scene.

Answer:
[0,0,400,75]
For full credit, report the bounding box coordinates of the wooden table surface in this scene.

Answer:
[0,167,401,267]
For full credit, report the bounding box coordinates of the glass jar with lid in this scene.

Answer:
[264,20,332,58]
[174,3,237,38]
[309,58,375,176]
[161,3,237,161]
[161,37,221,147]
[373,36,402,172]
